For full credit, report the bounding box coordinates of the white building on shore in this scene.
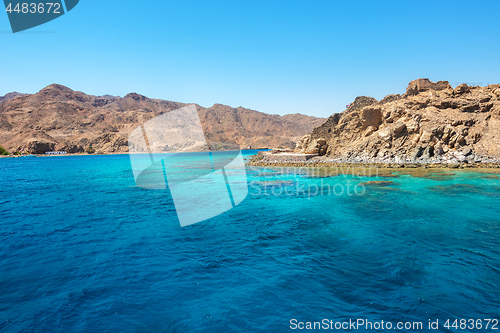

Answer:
[45,151,67,155]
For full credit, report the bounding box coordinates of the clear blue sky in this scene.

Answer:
[1,0,499,118]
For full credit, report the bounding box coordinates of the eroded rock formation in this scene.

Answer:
[296,79,500,164]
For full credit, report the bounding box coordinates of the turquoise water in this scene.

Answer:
[1,152,500,332]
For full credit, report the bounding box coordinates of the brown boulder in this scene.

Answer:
[304,138,327,155]
[404,78,451,97]
[454,83,470,95]
[295,134,311,152]
[361,106,382,130]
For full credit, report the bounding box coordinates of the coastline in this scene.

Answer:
[247,152,500,172]
[0,152,131,158]
[0,149,267,159]
[4,149,500,175]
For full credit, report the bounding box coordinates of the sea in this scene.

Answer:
[1,151,500,332]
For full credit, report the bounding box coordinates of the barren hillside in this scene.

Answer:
[0,84,325,154]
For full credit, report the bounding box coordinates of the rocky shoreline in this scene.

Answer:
[288,79,500,168]
[247,151,500,169]
[0,152,130,158]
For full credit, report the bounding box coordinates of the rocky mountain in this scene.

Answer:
[296,79,500,164]
[0,84,325,154]
[0,92,27,104]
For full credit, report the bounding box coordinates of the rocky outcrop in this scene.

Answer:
[404,78,451,97]
[296,135,327,155]
[17,140,56,154]
[295,79,500,164]
[0,92,27,104]
[0,84,325,154]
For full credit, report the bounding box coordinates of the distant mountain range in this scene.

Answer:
[0,84,325,154]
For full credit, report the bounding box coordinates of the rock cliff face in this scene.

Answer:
[296,79,500,164]
[0,84,325,154]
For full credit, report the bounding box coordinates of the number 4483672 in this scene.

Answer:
[444,319,498,330]
[5,3,61,14]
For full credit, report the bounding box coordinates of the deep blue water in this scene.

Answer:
[1,152,500,332]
